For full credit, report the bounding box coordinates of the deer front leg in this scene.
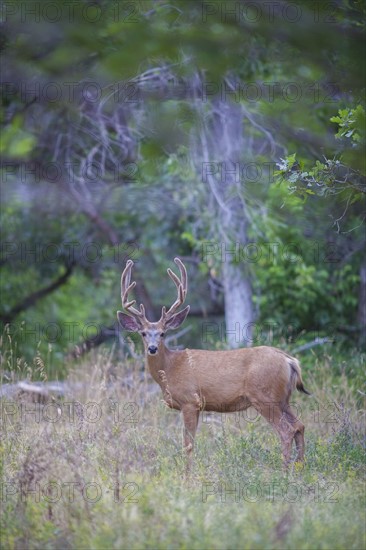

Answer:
[182,405,199,475]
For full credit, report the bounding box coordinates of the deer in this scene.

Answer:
[117,257,310,472]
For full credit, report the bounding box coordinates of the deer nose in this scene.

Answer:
[148,345,158,354]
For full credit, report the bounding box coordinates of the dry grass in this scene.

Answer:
[1,347,365,549]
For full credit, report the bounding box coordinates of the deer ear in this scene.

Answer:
[164,305,190,331]
[117,311,141,332]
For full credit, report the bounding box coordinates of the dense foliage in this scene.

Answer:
[1,0,365,364]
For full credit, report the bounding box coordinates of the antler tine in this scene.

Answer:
[161,257,188,320]
[174,257,187,298]
[120,260,146,319]
[167,268,181,289]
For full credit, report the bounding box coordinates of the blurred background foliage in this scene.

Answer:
[0,0,365,374]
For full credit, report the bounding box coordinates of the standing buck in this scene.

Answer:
[117,258,310,470]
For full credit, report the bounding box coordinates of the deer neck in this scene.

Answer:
[145,344,172,384]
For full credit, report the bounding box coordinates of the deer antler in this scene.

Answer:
[160,257,188,322]
[120,260,147,321]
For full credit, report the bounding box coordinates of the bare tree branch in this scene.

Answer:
[0,263,74,325]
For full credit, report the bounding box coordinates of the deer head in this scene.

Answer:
[117,258,190,355]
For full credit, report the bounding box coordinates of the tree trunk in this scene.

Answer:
[208,102,254,347]
[222,256,254,347]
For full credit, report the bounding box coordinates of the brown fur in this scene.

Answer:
[144,345,308,469]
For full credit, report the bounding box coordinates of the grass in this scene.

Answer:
[0,345,365,550]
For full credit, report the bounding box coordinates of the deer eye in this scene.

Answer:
[160,332,165,337]
[141,332,146,337]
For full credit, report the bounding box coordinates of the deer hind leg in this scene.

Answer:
[182,405,200,474]
[277,416,296,467]
[255,402,297,467]
[283,406,305,462]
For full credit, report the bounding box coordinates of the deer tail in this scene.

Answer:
[288,358,311,396]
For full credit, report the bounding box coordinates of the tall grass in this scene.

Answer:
[1,342,365,549]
